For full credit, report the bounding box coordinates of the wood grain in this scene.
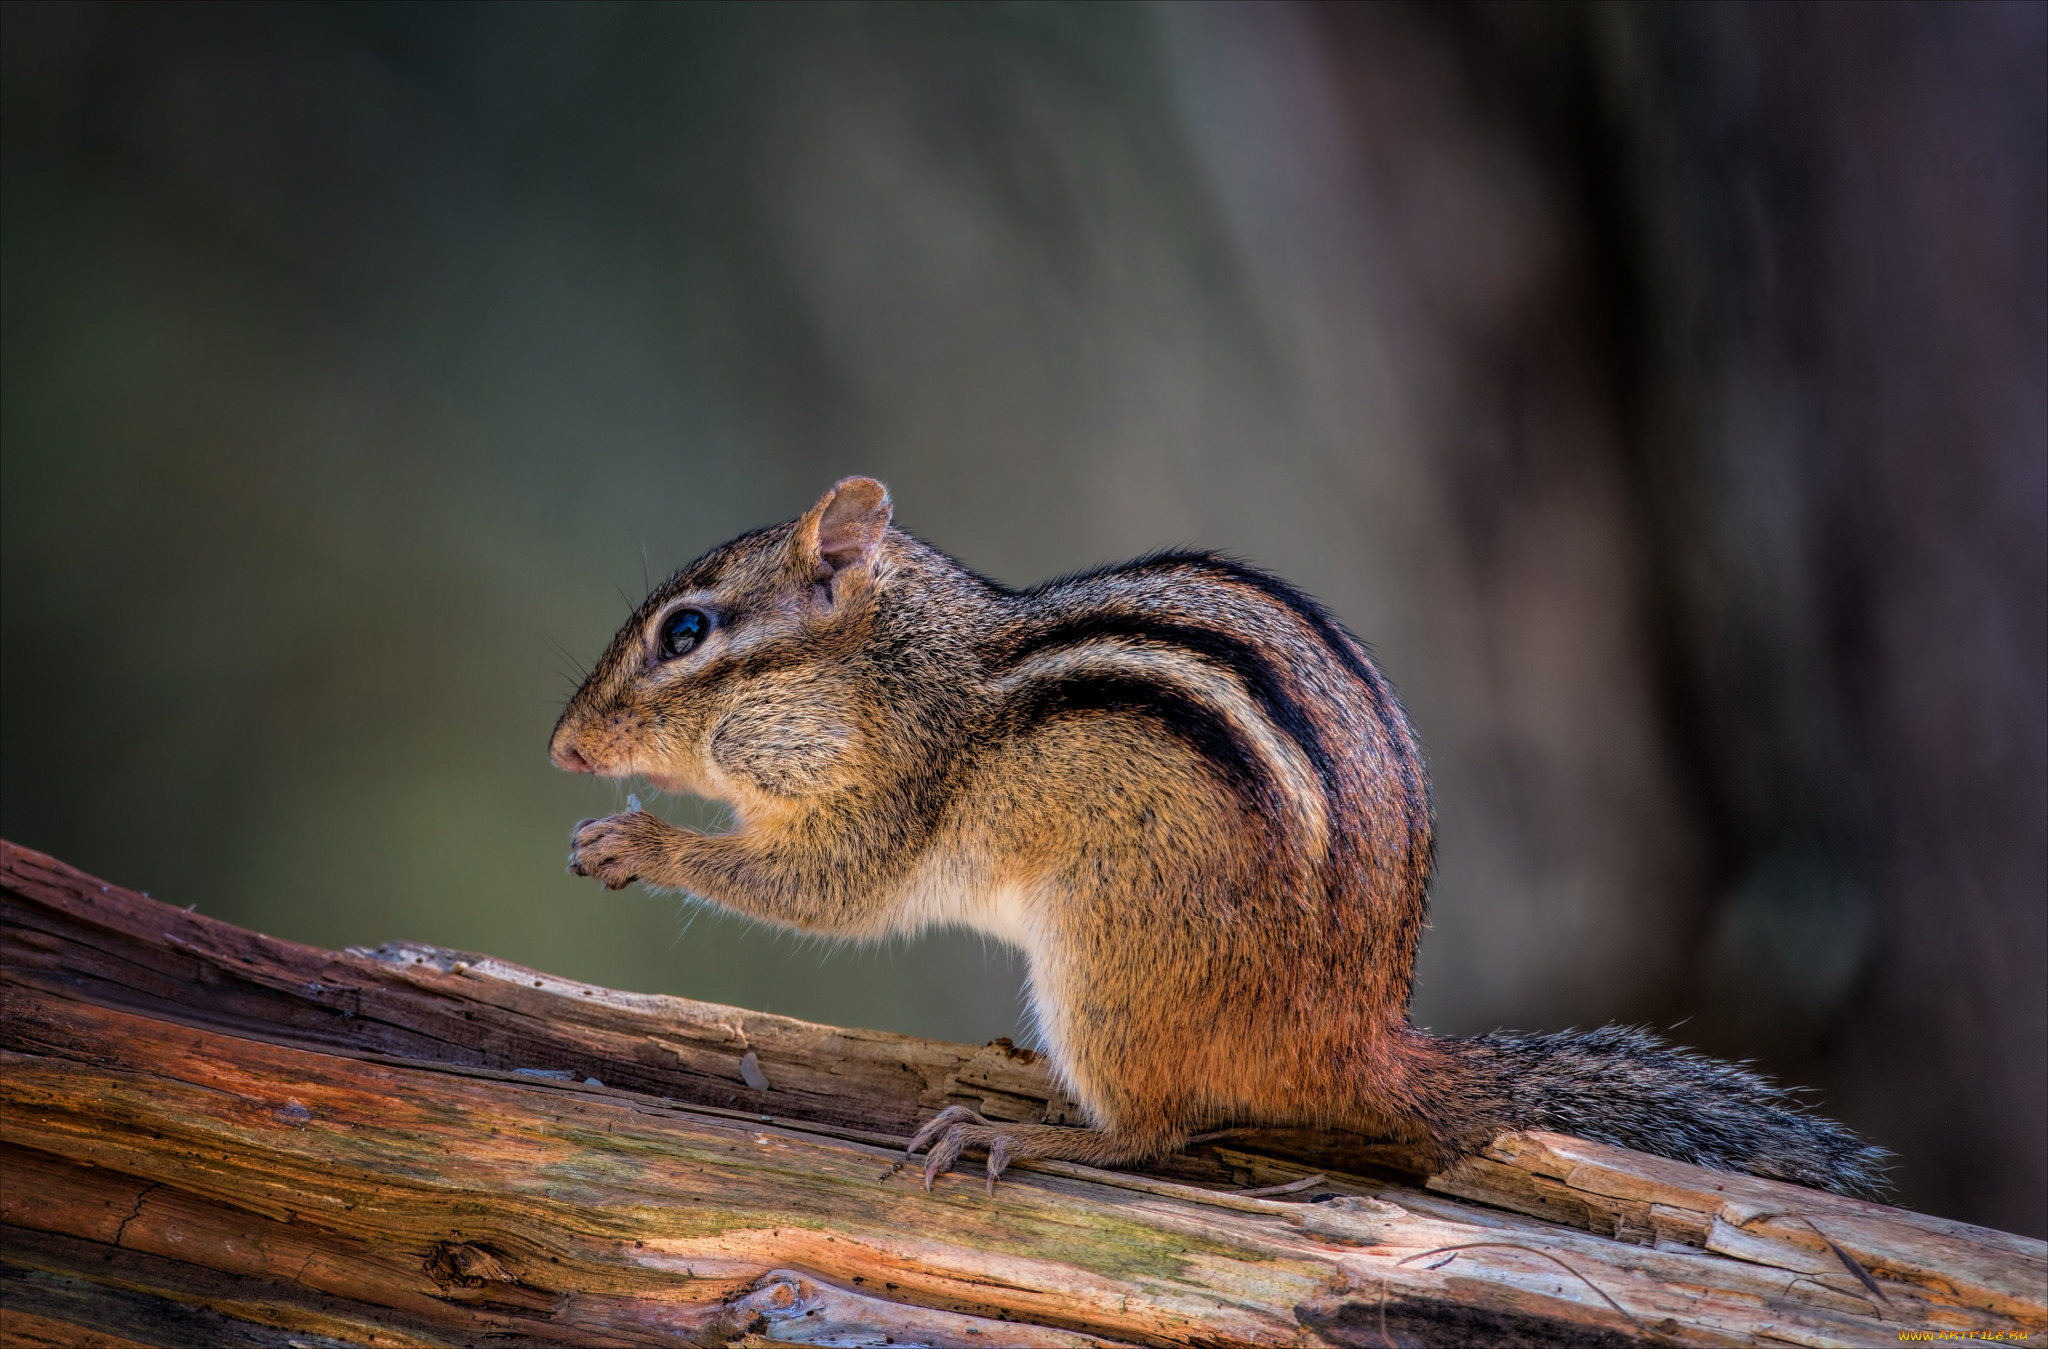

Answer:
[3,840,2040,1346]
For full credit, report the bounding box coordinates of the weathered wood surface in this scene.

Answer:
[2,840,2042,1347]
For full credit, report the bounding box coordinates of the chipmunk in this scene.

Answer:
[553,477,1885,1195]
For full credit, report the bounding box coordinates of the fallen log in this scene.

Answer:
[2,839,2041,1346]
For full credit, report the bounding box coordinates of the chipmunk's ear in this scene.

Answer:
[797,476,893,581]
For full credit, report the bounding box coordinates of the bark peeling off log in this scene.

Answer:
[2,840,2042,1347]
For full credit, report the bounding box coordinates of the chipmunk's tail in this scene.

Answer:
[1403,1024,1889,1197]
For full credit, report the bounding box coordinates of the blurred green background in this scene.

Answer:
[3,2,2041,1235]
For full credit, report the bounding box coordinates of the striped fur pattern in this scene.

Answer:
[554,478,1885,1195]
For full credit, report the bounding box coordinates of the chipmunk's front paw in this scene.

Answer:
[568,811,672,890]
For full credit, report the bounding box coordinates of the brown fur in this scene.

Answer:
[553,478,1885,1195]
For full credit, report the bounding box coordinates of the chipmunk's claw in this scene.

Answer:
[985,1134,1017,1194]
[906,1104,997,1191]
[906,1105,1025,1194]
[921,1133,966,1191]
[568,813,653,890]
[907,1104,989,1157]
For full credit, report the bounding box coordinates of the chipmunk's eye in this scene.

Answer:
[658,607,710,659]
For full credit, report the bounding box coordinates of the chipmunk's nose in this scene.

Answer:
[552,740,595,773]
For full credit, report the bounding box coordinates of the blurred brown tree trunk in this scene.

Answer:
[1297,0,2045,1237]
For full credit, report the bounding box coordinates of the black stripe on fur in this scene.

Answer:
[1097,552,1428,809]
[1002,671,1278,813]
[1000,613,1339,804]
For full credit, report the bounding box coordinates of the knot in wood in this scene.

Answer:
[424,1242,517,1288]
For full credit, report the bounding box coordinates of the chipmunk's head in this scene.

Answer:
[549,476,895,809]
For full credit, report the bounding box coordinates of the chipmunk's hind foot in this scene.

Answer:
[906,1106,1175,1195]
